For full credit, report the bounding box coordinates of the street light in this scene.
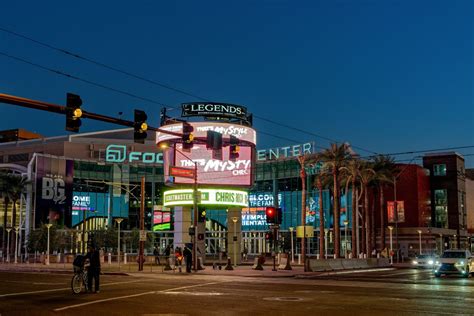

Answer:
[388,226,394,265]
[324,228,329,259]
[417,230,422,255]
[115,218,124,268]
[5,227,11,263]
[289,227,294,263]
[232,217,238,267]
[14,226,19,264]
[343,220,349,259]
[45,224,53,265]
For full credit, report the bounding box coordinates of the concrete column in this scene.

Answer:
[227,208,242,265]
[173,206,192,249]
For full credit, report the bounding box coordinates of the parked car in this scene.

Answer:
[434,250,474,278]
[412,254,438,269]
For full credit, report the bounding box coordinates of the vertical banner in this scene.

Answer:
[35,156,73,227]
[387,201,405,224]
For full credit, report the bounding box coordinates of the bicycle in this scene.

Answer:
[71,266,89,294]
[71,255,89,294]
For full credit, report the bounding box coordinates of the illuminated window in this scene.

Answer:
[433,164,447,176]
[434,189,448,228]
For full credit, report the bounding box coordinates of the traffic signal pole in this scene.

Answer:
[0,93,183,137]
[193,163,198,271]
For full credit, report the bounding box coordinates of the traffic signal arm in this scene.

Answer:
[0,93,183,137]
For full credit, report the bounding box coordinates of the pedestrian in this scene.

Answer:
[153,246,161,265]
[242,247,248,261]
[164,244,172,267]
[174,247,183,272]
[183,244,192,273]
[85,243,101,293]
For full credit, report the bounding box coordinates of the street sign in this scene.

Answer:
[139,230,147,241]
[169,166,195,179]
[296,226,314,238]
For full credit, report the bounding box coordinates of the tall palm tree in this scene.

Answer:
[320,143,351,258]
[340,158,362,258]
[359,162,376,257]
[4,174,28,255]
[372,155,397,251]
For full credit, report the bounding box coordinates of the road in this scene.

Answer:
[0,268,473,315]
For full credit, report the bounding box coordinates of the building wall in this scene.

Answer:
[466,178,474,233]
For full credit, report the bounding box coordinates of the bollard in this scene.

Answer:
[57,253,61,264]
[108,253,112,264]
[298,254,301,265]
[124,253,127,264]
[225,257,233,270]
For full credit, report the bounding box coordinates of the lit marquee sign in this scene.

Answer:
[156,122,257,145]
[181,102,248,121]
[170,144,253,186]
[243,192,283,211]
[163,188,248,208]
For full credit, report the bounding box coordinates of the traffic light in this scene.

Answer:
[198,208,206,222]
[229,135,240,161]
[276,207,282,225]
[65,93,82,132]
[206,130,222,150]
[266,206,276,224]
[182,122,194,150]
[134,109,148,143]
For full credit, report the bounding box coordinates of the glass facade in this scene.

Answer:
[434,189,448,228]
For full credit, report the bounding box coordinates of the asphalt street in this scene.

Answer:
[0,268,473,315]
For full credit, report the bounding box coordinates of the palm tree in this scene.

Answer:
[359,162,376,257]
[340,158,362,258]
[320,143,351,258]
[372,155,397,251]
[4,174,28,256]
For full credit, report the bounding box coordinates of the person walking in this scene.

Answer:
[85,243,101,293]
[183,244,192,273]
[153,246,161,265]
[174,247,183,272]
[164,244,172,267]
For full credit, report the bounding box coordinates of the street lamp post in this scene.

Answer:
[14,226,19,264]
[45,224,53,265]
[324,228,329,259]
[5,228,11,263]
[232,217,238,267]
[115,218,124,268]
[388,226,394,265]
[289,227,294,263]
[343,220,349,259]
[417,230,422,255]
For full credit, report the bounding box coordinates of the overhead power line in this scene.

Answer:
[0,26,377,154]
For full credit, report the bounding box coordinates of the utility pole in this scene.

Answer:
[297,156,307,271]
[193,163,198,271]
[138,176,145,271]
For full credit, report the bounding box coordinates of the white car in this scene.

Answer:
[434,250,474,278]
[412,254,439,269]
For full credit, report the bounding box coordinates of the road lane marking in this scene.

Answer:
[54,281,228,312]
[0,280,142,298]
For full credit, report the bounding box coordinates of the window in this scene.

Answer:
[434,189,448,228]
[433,164,447,176]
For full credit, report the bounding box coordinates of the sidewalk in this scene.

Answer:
[0,261,394,278]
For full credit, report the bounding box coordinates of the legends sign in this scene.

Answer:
[181,102,248,121]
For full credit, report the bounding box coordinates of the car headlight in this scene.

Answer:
[428,260,434,265]
[412,261,418,265]
[435,261,440,265]
[455,261,465,266]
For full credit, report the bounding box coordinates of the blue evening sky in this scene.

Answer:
[0,0,472,165]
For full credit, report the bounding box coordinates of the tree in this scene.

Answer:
[320,143,351,258]
[3,174,28,256]
[340,158,362,258]
[359,162,376,257]
[372,155,397,251]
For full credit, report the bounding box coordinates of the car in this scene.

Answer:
[434,250,474,278]
[412,254,439,269]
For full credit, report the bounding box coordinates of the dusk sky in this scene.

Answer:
[0,0,472,166]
